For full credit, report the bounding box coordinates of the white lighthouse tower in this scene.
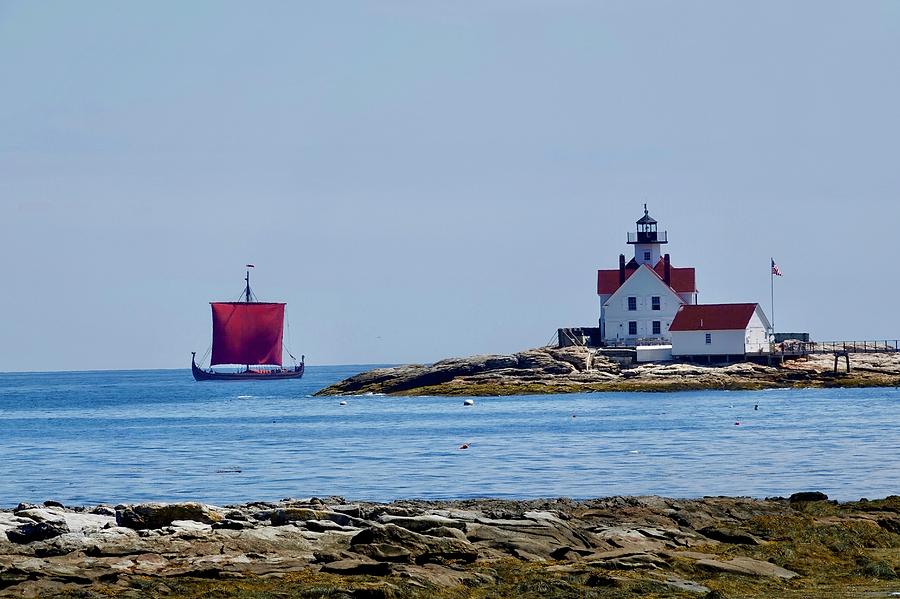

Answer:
[597,206,697,345]
[628,204,667,266]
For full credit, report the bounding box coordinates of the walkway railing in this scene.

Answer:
[776,340,899,355]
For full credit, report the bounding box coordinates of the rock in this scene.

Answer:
[351,524,478,564]
[329,504,362,518]
[0,494,893,596]
[514,349,576,375]
[789,491,829,503]
[270,508,323,526]
[660,576,710,594]
[115,503,223,529]
[321,558,392,576]
[212,519,249,531]
[42,500,65,508]
[699,526,761,545]
[876,517,900,534]
[546,346,594,372]
[314,343,900,397]
[270,508,354,527]
[590,552,667,570]
[696,556,799,579]
[7,520,70,544]
[377,515,466,534]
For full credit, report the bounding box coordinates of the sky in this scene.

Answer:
[1,1,898,371]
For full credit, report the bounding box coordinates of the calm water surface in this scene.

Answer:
[0,366,897,506]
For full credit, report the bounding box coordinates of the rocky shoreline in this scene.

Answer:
[1,493,898,598]
[314,346,900,396]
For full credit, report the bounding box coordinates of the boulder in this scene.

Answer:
[789,491,828,503]
[7,520,70,544]
[514,349,575,375]
[270,509,354,527]
[350,524,478,564]
[115,503,223,529]
[377,515,466,534]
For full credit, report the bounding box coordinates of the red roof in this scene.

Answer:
[669,303,759,332]
[597,260,696,295]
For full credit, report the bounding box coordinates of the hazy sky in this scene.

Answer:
[2,1,898,371]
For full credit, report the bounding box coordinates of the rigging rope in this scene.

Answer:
[284,306,297,364]
[199,345,211,368]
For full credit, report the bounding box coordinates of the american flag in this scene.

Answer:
[771,259,783,277]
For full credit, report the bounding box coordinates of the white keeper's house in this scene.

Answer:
[597,206,698,344]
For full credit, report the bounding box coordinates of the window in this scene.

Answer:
[628,321,637,335]
[644,250,651,261]
[652,321,661,335]
[628,296,637,311]
[705,333,712,344]
[651,296,660,311]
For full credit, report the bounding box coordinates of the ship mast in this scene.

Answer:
[244,264,253,372]
[244,264,255,303]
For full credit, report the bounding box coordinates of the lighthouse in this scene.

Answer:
[628,204,667,266]
[597,207,697,344]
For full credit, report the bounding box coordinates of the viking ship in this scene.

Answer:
[191,267,304,381]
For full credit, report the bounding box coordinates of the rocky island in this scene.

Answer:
[1,493,898,598]
[314,346,900,396]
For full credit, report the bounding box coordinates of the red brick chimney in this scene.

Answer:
[664,253,671,286]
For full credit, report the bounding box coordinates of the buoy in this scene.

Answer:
[734,421,741,426]
[463,399,474,406]
[572,414,577,418]
[754,404,759,411]
[339,400,347,406]
[459,443,469,450]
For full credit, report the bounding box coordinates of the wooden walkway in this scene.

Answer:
[768,340,898,372]
[776,340,899,356]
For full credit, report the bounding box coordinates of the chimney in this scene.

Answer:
[664,253,671,286]
[619,254,626,284]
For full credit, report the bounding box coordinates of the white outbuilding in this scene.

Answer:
[670,303,771,360]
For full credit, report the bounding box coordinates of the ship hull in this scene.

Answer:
[192,357,304,381]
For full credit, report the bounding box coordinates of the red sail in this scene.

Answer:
[210,302,285,366]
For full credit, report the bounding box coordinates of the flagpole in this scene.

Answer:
[770,258,775,336]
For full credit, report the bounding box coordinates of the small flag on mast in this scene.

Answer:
[771,259,783,277]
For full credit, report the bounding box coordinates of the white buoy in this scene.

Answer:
[463,399,475,406]
[339,400,347,406]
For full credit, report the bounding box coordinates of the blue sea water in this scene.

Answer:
[0,366,897,507]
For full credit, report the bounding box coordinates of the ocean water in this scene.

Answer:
[0,366,897,507]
